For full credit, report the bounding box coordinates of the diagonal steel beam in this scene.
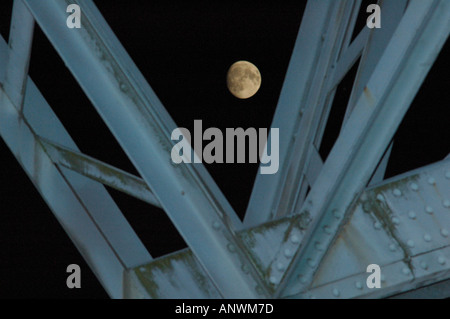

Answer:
[41,138,161,208]
[0,36,153,298]
[24,0,266,298]
[245,0,362,227]
[277,0,450,297]
[4,0,34,110]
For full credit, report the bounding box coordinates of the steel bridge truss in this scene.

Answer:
[0,0,449,298]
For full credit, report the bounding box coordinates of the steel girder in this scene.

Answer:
[0,0,449,299]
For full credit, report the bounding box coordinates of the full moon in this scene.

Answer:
[227,61,261,99]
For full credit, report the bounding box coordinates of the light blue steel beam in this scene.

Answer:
[4,0,34,110]
[245,0,361,226]
[0,35,153,297]
[41,138,161,208]
[277,0,450,297]
[24,0,266,298]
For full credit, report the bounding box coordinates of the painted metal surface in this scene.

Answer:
[0,0,448,299]
[41,138,161,208]
[124,157,450,299]
[4,0,34,110]
[293,158,450,298]
[245,0,362,226]
[278,0,450,297]
[0,41,152,298]
[24,0,265,298]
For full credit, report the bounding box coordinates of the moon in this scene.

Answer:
[227,61,261,99]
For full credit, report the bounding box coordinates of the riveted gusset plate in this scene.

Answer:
[124,249,222,299]
[290,158,450,298]
[124,214,311,298]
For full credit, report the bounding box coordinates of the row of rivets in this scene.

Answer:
[324,254,448,298]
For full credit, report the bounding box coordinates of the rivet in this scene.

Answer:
[355,281,363,290]
[402,268,411,276]
[332,209,341,219]
[307,258,316,268]
[276,262,285,271]
[393,189,402,197]
[212,221,221,230]
[374,221,382,230]
[298,275,308,284]
[315,242,324,251]
[423,234,431,242]
[241,264,250,274]
[446,171,450,179]
[284,248,293,258]
[410,183,419,191]
[376,194,385,202]
[389,244,396,252]
[332,288,340,297]
[425,206,433,214]
[407,240,415,248]
[443,200,450,208]
[362,202,371,213]
[290,235,300,244]
[227,243,236,252]
[269,276,278,284]
[441,229,449,237]
[438,256,446,265]
[427,177,436,185]
[408,211,417,219]
[392,217,400,225]
[323,225,332,234]
[420,261,428,270]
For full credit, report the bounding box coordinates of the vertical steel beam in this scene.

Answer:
[342,1,408,186]
[278,0,450,297]
[24,0,265,298]
[0,61,153,300]
[4,0,34,109]
[343,0,408,123]
[245,0,360,226]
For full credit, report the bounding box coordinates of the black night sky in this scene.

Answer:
[0,0,448,298]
